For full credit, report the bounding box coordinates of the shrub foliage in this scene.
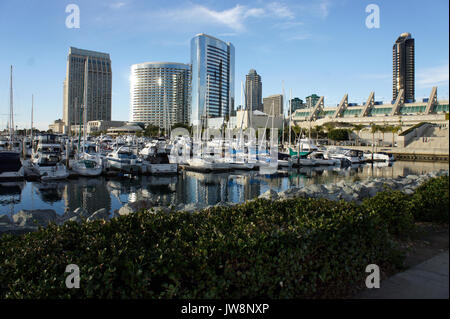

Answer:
[0,176,447,299]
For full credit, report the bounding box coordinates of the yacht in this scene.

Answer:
[363,151,395,162]
[106,146,142,174]
[0,151,25,181]
[327,147,365,164]
[307,151,341,166]
[31,135,69,181]
[71,152,103,177]
[143,152,178,174]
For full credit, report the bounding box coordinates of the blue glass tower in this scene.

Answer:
[190,33,235,126]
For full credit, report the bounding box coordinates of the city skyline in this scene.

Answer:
[0,0,448,130]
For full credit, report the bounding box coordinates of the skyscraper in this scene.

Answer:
[306,94,320,108]
[393,32,415,102]
[190,33,235,126]
[130,62,190,128]
[63,47,112,129]
[245,69,262,112]
[290,97,306,112]
[263,94,283,116]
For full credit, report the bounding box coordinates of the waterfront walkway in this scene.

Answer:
[356,250,449,299]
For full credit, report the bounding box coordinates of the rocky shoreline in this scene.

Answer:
[1,169,448,235]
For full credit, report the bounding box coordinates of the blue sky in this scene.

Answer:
[0,0,448,130]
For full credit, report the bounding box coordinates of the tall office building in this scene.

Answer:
[245,69,262,112]
[393,32,415,102]
[263,94,283,116]
[190,33,235,126]
[306,94,320,108]
[63,47,112,129]
[290,97,306,112]
[130,62,190,128]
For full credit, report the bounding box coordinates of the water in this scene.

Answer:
[0,161,448,217]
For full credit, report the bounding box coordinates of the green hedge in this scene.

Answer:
[361,190,415,236]
[410,175,449,223]
[0,176,448,299]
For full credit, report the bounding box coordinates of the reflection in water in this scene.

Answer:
[0,161,448,217]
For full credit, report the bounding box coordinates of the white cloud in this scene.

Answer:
[159,2,297,33]
[319,0,331,18]
[110,2,127,9]
[163,4,249,32]
[244,8,265,18]
[417,63,449,88]
[267,2,294,19]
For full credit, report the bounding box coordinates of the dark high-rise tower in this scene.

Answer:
[245,69,262,112]
[393,32,415,102]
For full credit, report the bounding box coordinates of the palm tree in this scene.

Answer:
[390,125,402,147]
[352,124,365,146]
[369,123,379,148]
[379,124,389,147]
[322,122,336,145]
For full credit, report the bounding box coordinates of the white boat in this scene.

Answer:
[71,153,103,176]
[106,146,142,174]
[142,153,178,174]
[186,156,230,172]
[31,135,69,180]
[363,151,395,162]
[38,163,70,181]
[308,151,340,166]
[327,147,365,164]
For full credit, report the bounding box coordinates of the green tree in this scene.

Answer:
[171,123,191,133]
[369,123,380,148]
[389,125,402,147]
[352,124,365,146]
[328,128,349,143]
[143,124,160,137]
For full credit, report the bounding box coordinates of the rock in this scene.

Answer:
[403,188,414,195]
[324,184,339,193]
[406,174,419,180]
[307,184,327,194]
[351,184,370,199]
[12,209,58,227]
[279,187,300,199]
[259,189,279,200]
[118,204,135,216]
[336,180,346,188]
[86,208,109,222]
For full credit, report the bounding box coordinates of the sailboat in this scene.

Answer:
[0,66,25,181]
[186,75,230,172]
[71,57,102,177]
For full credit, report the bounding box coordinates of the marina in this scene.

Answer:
[1,159,447,219]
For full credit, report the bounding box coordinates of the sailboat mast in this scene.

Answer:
[289,88,292,147]
[281,81,285,147]
[31,94,34,144]
[249,80,252,129]
[83,57,89,153]
[9,65,14,145]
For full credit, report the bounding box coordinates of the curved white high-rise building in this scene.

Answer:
[130,62,190,128]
